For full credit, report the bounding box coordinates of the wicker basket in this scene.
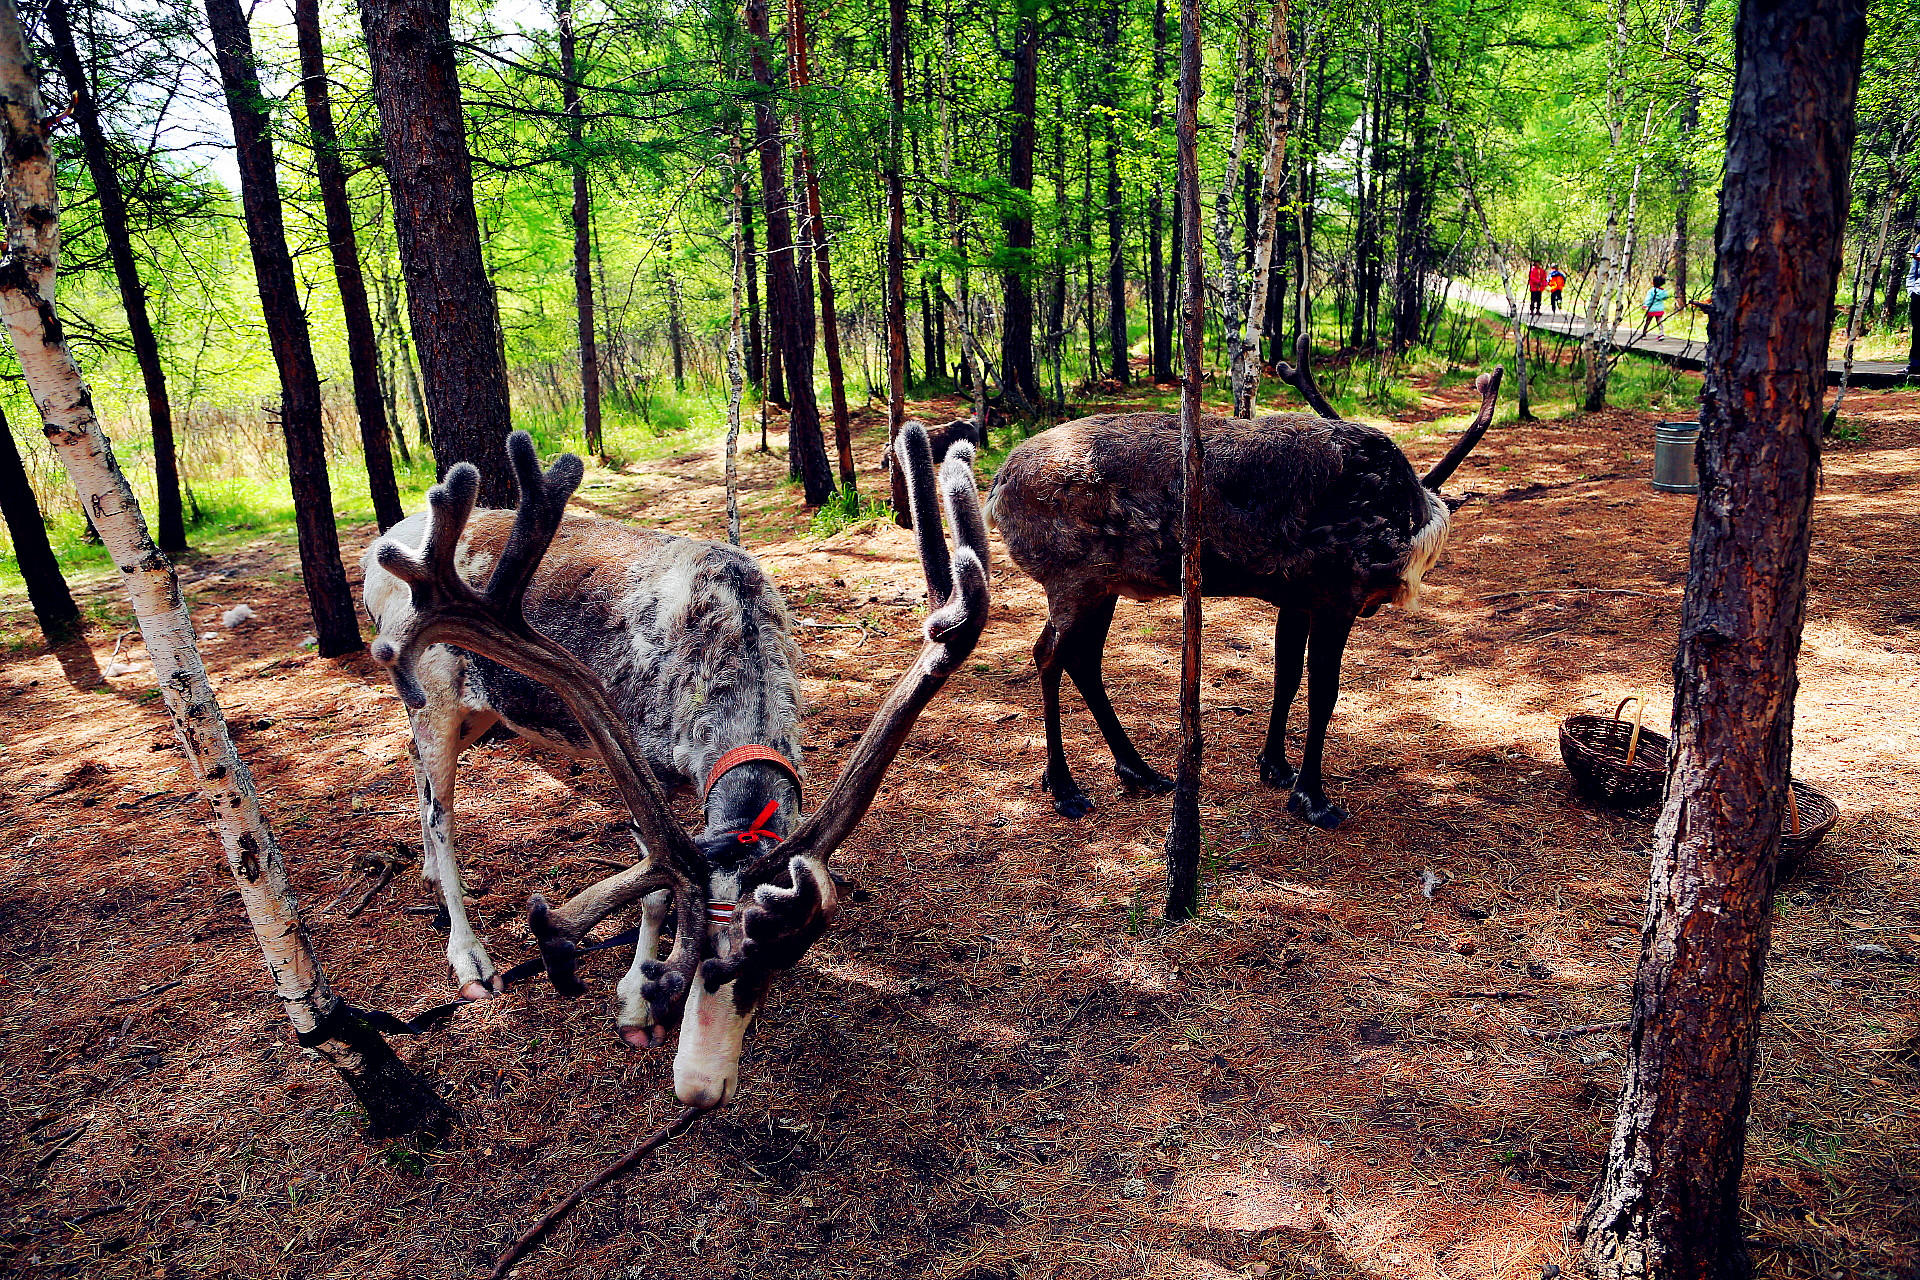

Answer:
[1559,697,1670,808]
[1779,779,1838,865]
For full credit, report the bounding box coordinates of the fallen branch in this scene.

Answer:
[1529,1020,1629,1039]
[1479,589,1672,601]
[487,1107,706,1280]
[1447,990,1536,1000]
[107,979,183,1006]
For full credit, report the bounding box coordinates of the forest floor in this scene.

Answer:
[1,371,1917,1280]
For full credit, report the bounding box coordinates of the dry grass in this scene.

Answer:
[0,379,1915,1280]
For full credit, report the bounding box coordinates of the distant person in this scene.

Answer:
[1546,264,1567,312]
[1644,275,1672,334]
[1527,260,1547,316]
[1906,243,1920,376]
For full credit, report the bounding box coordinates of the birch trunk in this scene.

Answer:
[1212,9,1256,418]
[726,139,746,548]
[1239,0,1293,417]
[0,0,447,1138]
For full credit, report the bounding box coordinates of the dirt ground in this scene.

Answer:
[2,374,1916,1280]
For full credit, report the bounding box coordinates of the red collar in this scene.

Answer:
[703,746,804,848]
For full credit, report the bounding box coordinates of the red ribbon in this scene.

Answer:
[730,799,783,846]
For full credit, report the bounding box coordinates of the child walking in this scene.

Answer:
[1527,260,1547,316]
[1546,264,1566,312]
[1644,275,1672,334]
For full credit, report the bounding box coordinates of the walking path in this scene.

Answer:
[1441,278,1915,388]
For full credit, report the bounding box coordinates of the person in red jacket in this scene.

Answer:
[1527,260,1548,316]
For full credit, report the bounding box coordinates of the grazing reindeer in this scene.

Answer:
[363,427,988,1107]
[986,369,1502,828]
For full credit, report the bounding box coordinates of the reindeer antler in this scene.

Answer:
[1272,332,1340,420]
[369,432,709,1024]
[700,422,992,993]
[1420,366,1504,491]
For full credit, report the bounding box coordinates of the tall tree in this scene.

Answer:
[745,0,833,503]
[44,0,184,553]
[1147,0,1172,383]
[0,409,80,644]
[1240,0,1293,417]
[360,0,515,505]
[0,0,448,1136]
[1001,4,1040,410]
[1164,0,1203,922]
[205,0,362,657]
[885,0,910,442]
[1101,0,1129,386]
[293,0,404,532]
[557,0,603,459]
[1577,1,1868,1275]
[789,0,853,488]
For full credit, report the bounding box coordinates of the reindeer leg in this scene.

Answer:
[1060,595,1173,796]
[615,889,673,1048]
[1035,617,1094,820]
[1258,609,1310,789]
[1286,610,1354,830]
[407,700,502,999]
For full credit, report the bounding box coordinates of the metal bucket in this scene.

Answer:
[1652,421,1701,493]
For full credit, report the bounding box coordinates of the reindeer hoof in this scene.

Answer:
[1286,789,1347,830]
[618,1024,665,1050]
[1257,754,1297,790]
[458,980,496,1002]
[1051,793,1094,819]
[1115,762,1175,796]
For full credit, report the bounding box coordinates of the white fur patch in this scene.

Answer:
[1393,488,1450,612]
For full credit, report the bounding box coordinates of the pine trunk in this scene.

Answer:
[45,0,185,553]
[885,0,910,445]
[207,0,362,657]
[743,175,763,389]
[1148,0,1172,384]
[0,406,80,643]
[558,0,602,459]
[789,0,853,488]
[0,0,448,1137]
[745,0,832,503]
[1165,0,1204,923]
[294,0,403,532]
[359,0,514,504]
[1577,4,1867,1276]
[1001,12,1039,410]
[1241,0,1293,417]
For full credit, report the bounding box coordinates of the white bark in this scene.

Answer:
[0,0,439,1132]
[726,140,746,546]
[1212,7,1256,417]
[1242,0,1294,417]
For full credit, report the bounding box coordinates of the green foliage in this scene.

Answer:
[806,483,894,539]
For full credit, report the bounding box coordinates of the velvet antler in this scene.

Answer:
[369,432,708,1023]
[698,422,992,993]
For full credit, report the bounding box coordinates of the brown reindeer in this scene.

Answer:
[985,369,1501,828]
[364,426,988,1107]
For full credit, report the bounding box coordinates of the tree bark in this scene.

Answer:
[743,172,763,389]
[726,137,746,547]
[885,0,910,447]
[789,0,853,488]
[1101,0,1129,386]
[294,0,403,532]
[745,0,832,503]
[207,0,362,657]
[359,0,514,504]
[664,231,686,391]
[1165,0,1204,923]
[0,0,449,1136]
[1212,8,1256,417]
[44,0,184,553]
[1576,3,1867,1276]
[557,0,602,459]
[1240,0,1293,416]
[1147,0,1172,384]
[0,405,80,643]
[1000,10,1039,411]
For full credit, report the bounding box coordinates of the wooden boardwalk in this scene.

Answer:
[1442,279,1916,389]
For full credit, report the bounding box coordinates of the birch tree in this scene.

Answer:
[0,0,449,1139]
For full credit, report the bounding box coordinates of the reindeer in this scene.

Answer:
[362,426,988,1107]
[985,368,1501,829]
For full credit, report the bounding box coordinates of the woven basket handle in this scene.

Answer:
[1786,784,1802,838]
[1614,696,1647,766]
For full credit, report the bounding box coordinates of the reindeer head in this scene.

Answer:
[369,427,989,1108]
